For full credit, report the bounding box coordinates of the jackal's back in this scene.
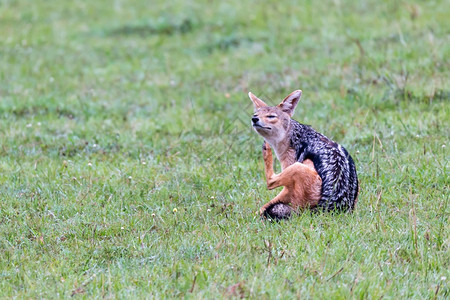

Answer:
[290,120,358,211]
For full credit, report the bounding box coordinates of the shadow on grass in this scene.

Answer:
[109,19,193,37]
[204,35,253,53]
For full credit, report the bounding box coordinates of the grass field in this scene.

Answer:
[0,0,449,298]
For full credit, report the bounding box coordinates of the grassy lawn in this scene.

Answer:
[0,0,448,298]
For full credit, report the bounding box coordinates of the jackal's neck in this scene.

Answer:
[268,122,297,170]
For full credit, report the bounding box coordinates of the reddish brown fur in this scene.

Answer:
[259,141,322,215]
[250,90,323,216]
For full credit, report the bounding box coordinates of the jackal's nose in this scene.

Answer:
[252,117,259,124]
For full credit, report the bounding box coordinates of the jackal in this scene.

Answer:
[249,90,359,220]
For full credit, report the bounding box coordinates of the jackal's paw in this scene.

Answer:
[262,141,272,159]
[259,206,267,216]
[262,141,268,151]
[259,204,271,216]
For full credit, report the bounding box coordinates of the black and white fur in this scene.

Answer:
[267,119,359,219]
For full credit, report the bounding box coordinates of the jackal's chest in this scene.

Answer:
[278,147,298,170]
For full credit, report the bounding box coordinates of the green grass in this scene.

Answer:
[0,0,449,298]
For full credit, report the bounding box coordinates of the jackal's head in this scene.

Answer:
[248,90,302,145]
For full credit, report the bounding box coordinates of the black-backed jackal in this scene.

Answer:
[250,90,359,220]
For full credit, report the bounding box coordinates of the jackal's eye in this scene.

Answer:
[267,115,277,119]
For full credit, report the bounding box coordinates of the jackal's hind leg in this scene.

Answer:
[262,141,275,185]
[262,142,285,190]
[259,162,322,216]
[259,187,292,215]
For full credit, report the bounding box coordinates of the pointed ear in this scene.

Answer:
[277,90,302,116]
[248,92,268,111]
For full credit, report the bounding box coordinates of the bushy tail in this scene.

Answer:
[264,203,292,220]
